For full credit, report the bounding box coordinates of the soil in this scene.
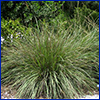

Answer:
[1,85,17,99]
[1,85,99,99]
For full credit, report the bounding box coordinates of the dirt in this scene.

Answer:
[1,85,17,99]
[1,85,99,99]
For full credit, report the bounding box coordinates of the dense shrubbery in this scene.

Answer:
[63,1,99,17]
[1,18,32,42]
[1,1,64,27]
[1,1,99,41]
[74,5,99,25]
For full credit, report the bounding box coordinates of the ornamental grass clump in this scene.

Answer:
[1,21,99,99]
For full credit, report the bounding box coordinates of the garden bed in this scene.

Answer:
[1,85,99,99]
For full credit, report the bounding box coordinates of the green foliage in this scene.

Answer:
[63,1,99,18]
[81,1,99,11]
[1,18,21,41]
[1,1,64,27]
[1,20,99,99]
[74,5,99,24]
[1,18,32,41]
[2,1,98,27]
[1,1,99,40]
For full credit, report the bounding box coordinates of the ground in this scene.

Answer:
[1,85,99,99]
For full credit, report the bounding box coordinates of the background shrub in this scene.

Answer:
[1,1,64,27]
[74,5,99,25]
[1,18,32,42]
[1,1,99,41]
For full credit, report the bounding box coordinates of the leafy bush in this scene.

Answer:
[2,1,99,28]
[1,18,32,42]
[1,21,99,99]
[1,1,64,27]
